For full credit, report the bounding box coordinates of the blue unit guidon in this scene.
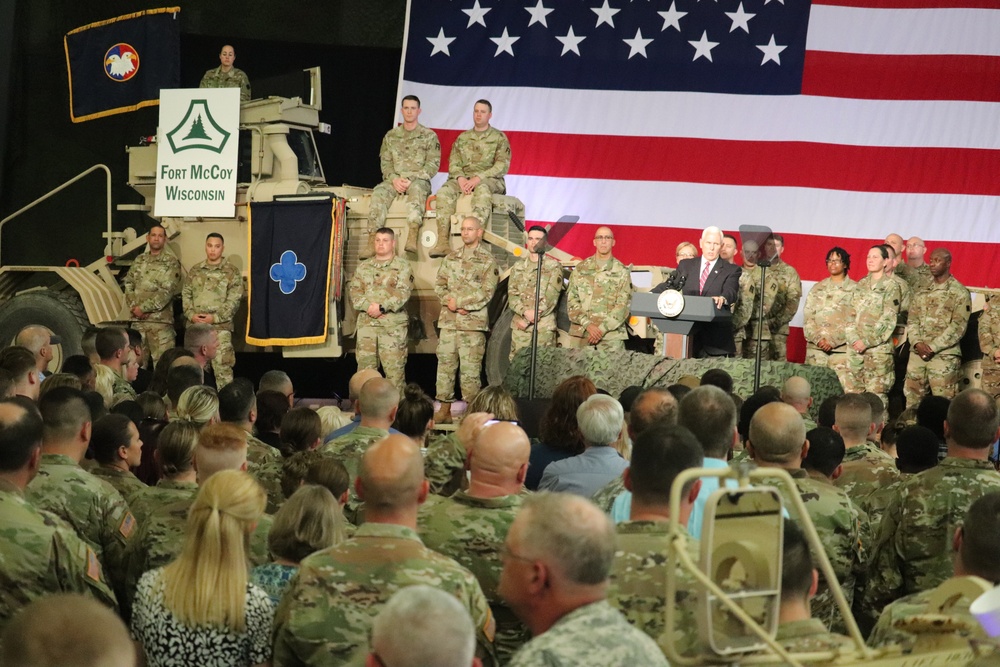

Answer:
[247,198,339,346]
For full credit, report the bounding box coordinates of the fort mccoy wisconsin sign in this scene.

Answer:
[155,88,239,217]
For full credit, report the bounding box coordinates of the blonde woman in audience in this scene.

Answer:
[38,372,82,401]
[251,484,347,605]
[172,385,220,428]
[131,470,272,667]
[94,363,116,407]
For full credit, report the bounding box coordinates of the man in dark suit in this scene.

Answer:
[673,226,741,357]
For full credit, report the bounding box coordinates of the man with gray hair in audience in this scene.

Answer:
[538,394,627,497]
[367,585,481,667]
[259,369,295,407]
[781,376,817,430]
[183,323,219,388]
[592,386,679,513]
[15,326,57,381]
[325,369,403,442]
[499,492,668,666]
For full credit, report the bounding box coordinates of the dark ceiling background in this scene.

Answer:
[0,0,407,266]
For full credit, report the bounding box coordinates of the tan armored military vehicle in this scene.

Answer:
[0,67,645,377]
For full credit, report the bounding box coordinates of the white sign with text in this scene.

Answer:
[154,88,239,217]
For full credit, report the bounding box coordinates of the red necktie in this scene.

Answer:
[700,261,710,294]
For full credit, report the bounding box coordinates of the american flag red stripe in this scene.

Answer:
[400,0,1000,360]
[802,52,1000,102]
[437,129,1000,195]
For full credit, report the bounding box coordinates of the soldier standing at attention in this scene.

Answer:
[507,225,563,361]
[904,248,970,406]
[844,245,901,408]
[350,228,412,389]
[803,247,855,389]
[363,95,440,258]
[565,226,632,350]
[182,233,243,388]
[434,217,498,424]
[430,100,511,258]
[763,233,803,361]
[979,294,1000,400]
[198,44,250,102]
[124,224,182,366]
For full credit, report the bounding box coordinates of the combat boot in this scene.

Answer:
[429,218,452,258]
[404,220,420,254]
[433,401,453,425]
[359,232,376,260]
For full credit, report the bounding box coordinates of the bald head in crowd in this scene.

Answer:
[781,377,813,416]
[0,594,136,667]
[470,421,531,494]
[628,387,678,438]
[349,369,382,401]
[358,377,400,428]
[748,402,808,465]
[945,388,1000,452]
[195,422,248,482]
[259,370,295,406]
[357,434,427,520]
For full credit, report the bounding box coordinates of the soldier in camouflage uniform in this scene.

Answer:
[95,327,138,404]
[25,387,136,606]
[732,240,759,356]
[565,226,632,350]
[124,224,182,365]
[198,44,250,101]
[218,379,284,511]
[607,424,703,657]
[803,247,855,389]
[755,234,802,361]
[868,492,1000,649]
[365,95,441,257]
[747,403,869,634]
[845,245,902,408]
[0,400,118,627]
[349,228,413,389]
[862,390,1000,629]
[904,248,970,406]
[500,493,668,667]
[832,394,900,519]
[979,294,1000,400]
[903,236,933,293]
[182,233,243,388]
[775,521,856,655]
[431,100,511,257]
[417,422,531,663]
[434,217,499,418]
[508,225,564,362]
[273,436,497,667]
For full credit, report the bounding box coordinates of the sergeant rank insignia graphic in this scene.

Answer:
[104,43,139,81]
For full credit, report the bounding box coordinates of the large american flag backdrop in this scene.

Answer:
[397,0,1000,358]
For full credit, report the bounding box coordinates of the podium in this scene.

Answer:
[631,292,732,359]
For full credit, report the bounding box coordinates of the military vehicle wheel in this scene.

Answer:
[485,308,514,386]
[0,290,89,365]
